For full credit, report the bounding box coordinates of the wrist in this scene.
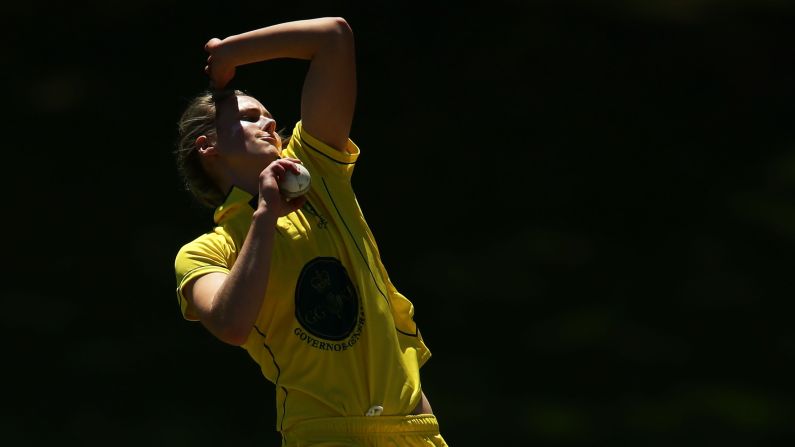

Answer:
[251,206,279,225]
[209,36,245,68]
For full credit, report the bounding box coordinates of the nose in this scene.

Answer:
[259,116,276,133]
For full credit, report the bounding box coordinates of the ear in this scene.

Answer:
[195,135,217,156]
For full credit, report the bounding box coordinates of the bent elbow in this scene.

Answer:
[222,330,250,346]
[222,325,253,346]
[204,321,252,346]
[327,17,353,38]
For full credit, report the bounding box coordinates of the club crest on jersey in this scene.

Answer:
[294,257,363,348]
[302,201,328,229]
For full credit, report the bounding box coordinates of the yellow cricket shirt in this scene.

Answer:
[174,121,431,433]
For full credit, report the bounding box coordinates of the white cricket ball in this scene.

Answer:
[279,163,311,199]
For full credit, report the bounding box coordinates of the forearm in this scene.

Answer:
[204,17,355,148]
[211,17,351,67]
[205,212,278,344]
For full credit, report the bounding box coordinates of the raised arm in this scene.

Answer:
[204,17,357,151]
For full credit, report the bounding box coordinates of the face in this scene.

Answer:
[206,94,282,176]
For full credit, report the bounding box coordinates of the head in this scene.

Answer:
[174,89,288,208]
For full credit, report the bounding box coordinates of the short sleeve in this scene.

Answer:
[281,121,360,183]
[174,231,234,321]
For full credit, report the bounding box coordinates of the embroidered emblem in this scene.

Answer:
[295,257,360,341]
[302,201,328,229]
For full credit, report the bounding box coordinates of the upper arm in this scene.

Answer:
[300,17,356,151]
[182,272,228,321]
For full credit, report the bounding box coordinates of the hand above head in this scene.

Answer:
[204,37,236,90]
[198,18,355,151]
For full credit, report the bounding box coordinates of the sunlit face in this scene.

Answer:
[212,94,282,170]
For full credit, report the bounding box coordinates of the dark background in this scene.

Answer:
[5,0,795,446]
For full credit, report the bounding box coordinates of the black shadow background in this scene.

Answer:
[4,1,795,446]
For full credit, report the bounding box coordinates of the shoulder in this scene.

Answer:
[287,121,360,162]
[175,229,235,271]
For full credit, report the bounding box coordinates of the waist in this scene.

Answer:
[283,414,441,437]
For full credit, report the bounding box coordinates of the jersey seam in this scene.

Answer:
[321,177,390,308]
[303,138,356,165]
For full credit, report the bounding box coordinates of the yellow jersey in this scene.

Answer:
[174,121,431,433]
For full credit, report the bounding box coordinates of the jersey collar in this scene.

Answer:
[213,186,256,225]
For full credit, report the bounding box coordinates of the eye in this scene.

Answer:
[240,114,258,122]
